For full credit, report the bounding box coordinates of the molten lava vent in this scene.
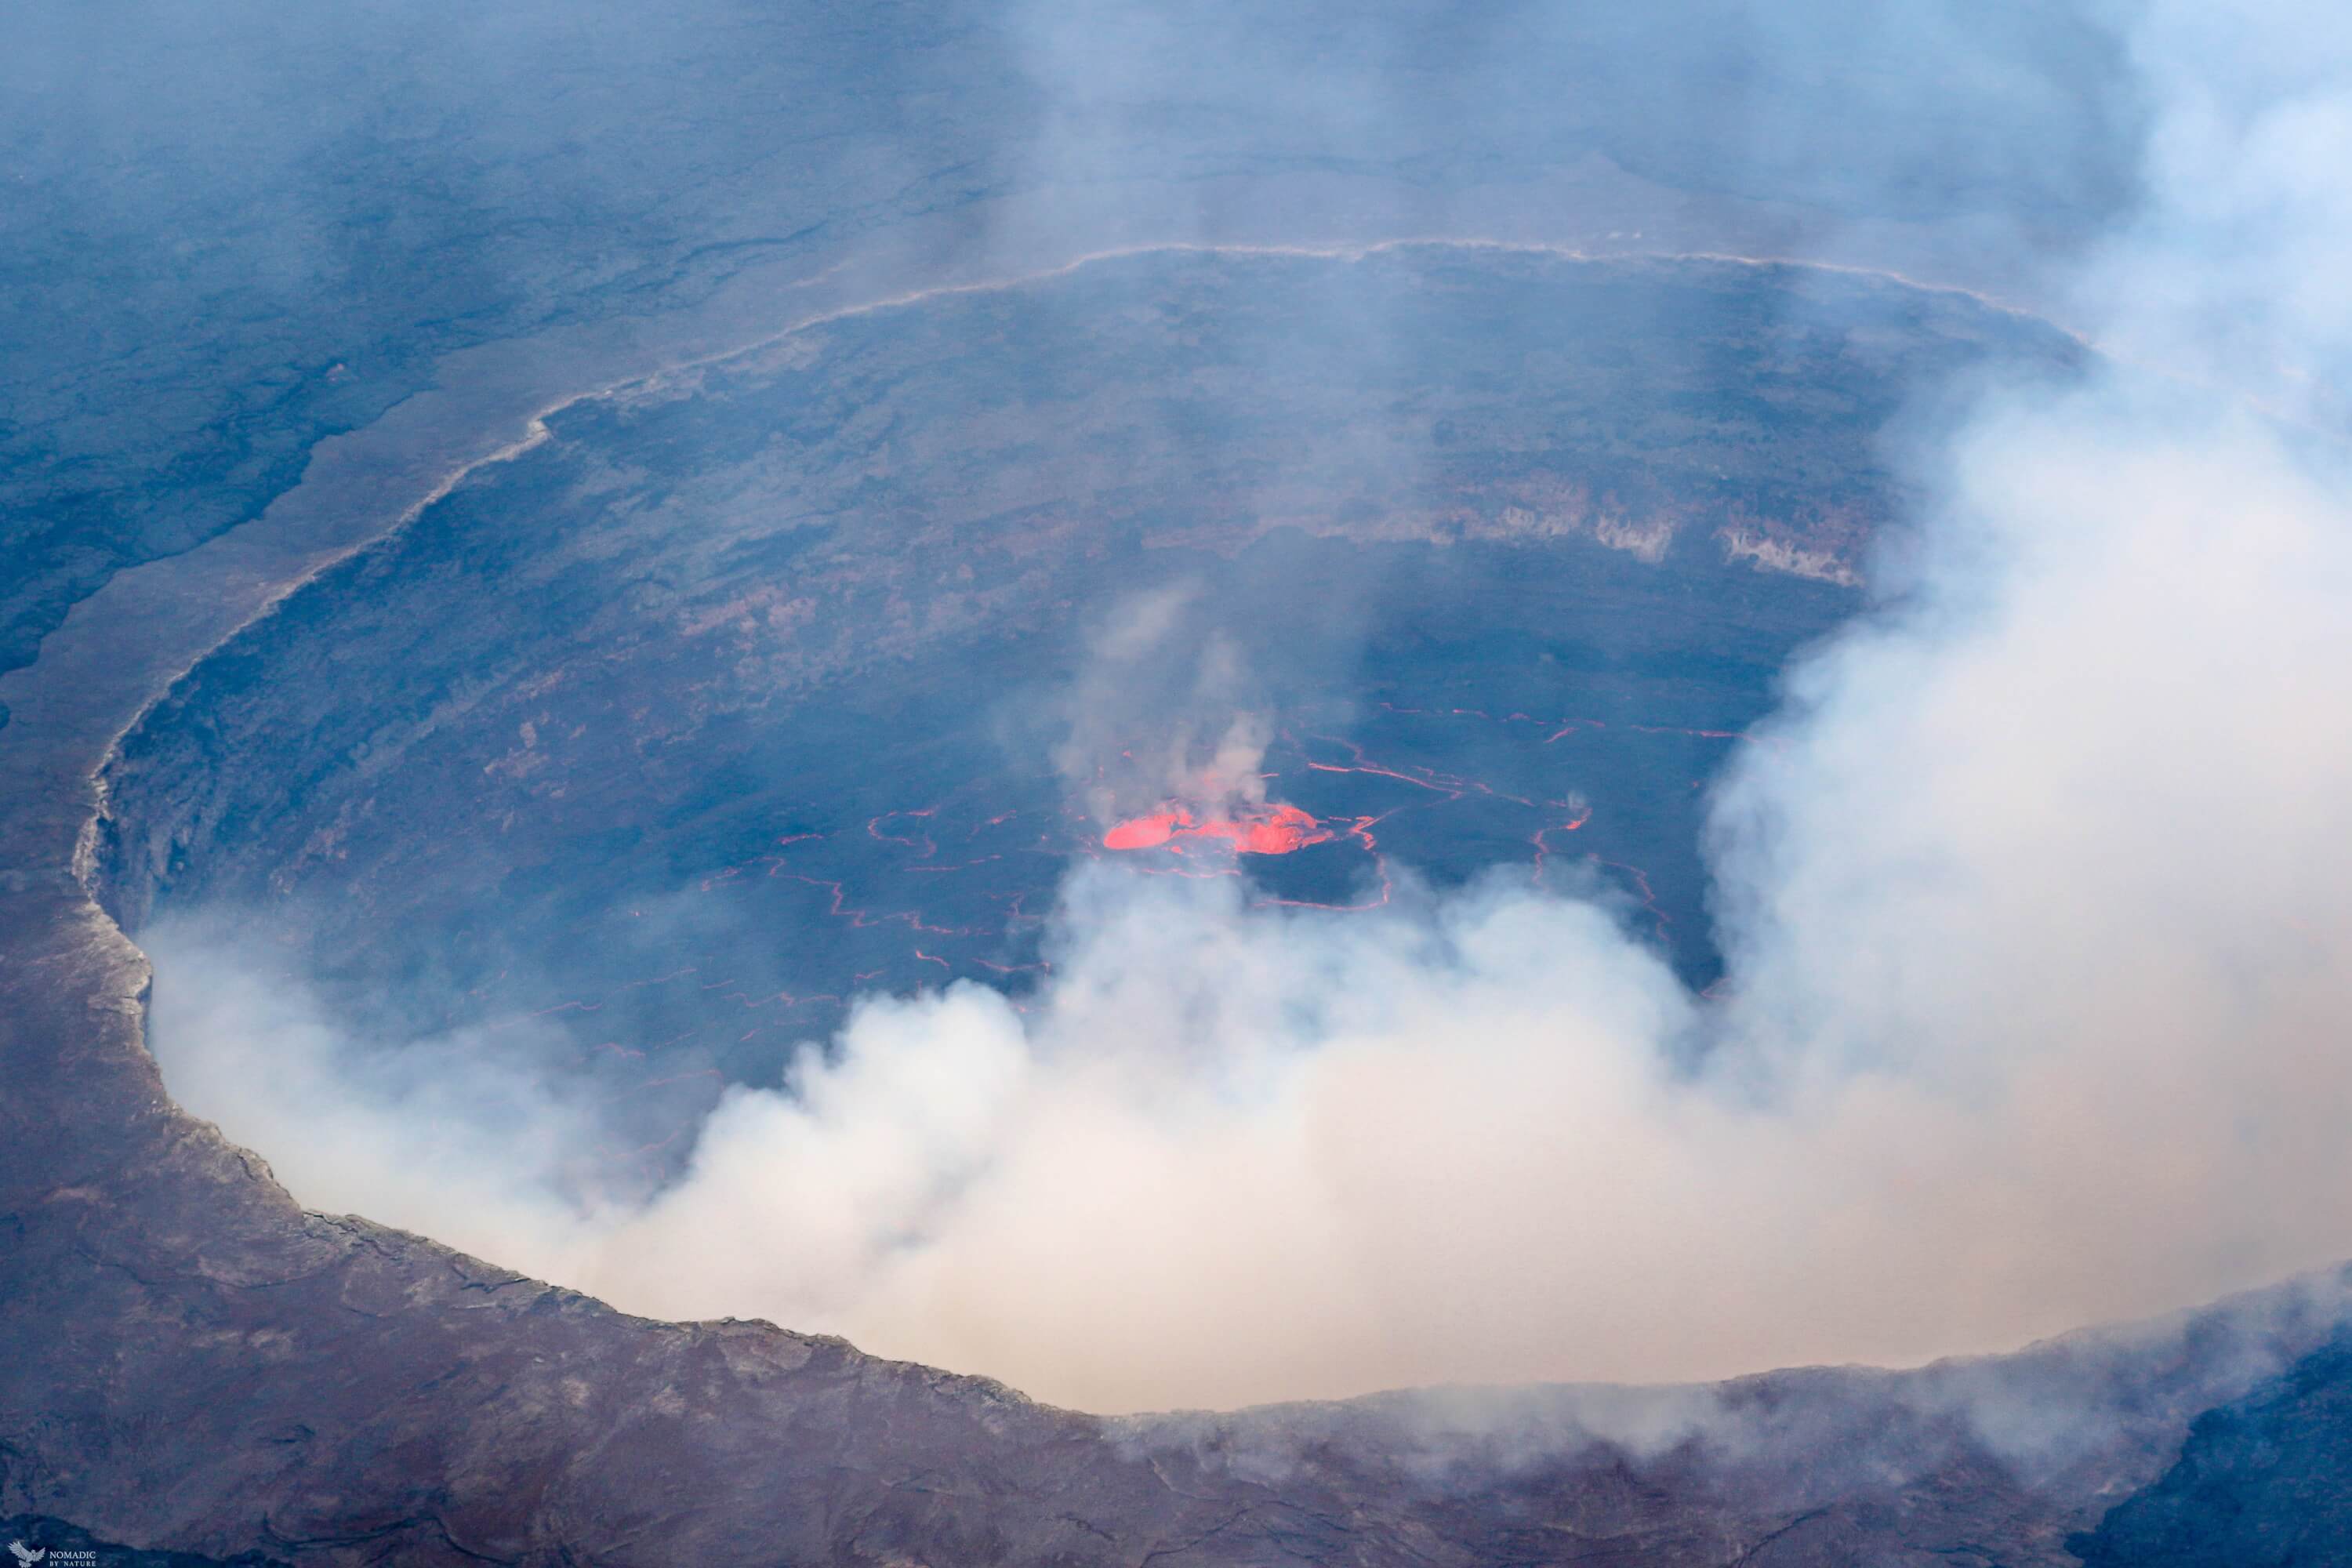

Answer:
[1102,802,1330,855]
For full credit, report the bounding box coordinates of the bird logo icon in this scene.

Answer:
[9,1541,45,1565]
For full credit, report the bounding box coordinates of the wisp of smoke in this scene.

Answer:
[146,0,2352,1416]
[1049,581,1281,826]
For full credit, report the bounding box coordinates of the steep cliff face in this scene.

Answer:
[9,735,2352,1568]
[3,956,2343,1568]
[2074,1332,2352,1566]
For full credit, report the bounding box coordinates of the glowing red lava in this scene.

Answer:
[1102,811,1184,851]
[1103,801,1330,855]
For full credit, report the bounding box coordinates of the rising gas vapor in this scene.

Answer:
[147,0,2352,1414]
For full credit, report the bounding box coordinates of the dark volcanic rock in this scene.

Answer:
[2073,1331,2352,1567]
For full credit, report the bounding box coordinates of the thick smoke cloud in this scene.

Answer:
[147,0,2352,1416]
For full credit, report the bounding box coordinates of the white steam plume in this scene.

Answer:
[1049,581,1278,824]
[147,0,2352,1415]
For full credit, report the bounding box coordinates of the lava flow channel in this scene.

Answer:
[1103,802,1330,855]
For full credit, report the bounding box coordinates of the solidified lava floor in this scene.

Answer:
[90,246,2083,1189]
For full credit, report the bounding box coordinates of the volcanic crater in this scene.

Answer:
[94,243,2077,1225]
